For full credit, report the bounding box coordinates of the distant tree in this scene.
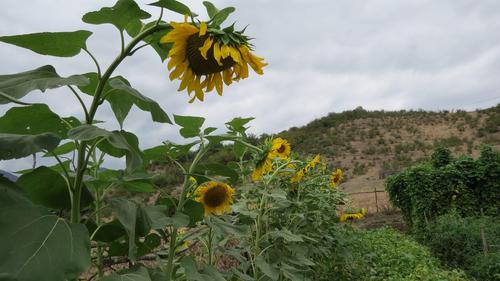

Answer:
[431,146,452,168]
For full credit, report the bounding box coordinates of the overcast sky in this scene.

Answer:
[1,0,500,172]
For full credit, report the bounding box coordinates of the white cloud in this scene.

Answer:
[1,0,500,172]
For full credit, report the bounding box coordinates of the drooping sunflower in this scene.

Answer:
[291,154,321,183]
[269,137,291,159]
[339,208,366,222]
[329,168,343,189]
[160,16,267,103]
[194,181,235,215]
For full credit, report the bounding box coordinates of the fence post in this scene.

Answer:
[374,187,379,213]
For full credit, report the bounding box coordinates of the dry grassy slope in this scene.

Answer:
[277,105,500,210]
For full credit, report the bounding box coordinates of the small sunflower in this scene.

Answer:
[291,154,321,183]
[339,208,366,222]
[251,158,272,181]
[160,15,267,103]
[269,137,291,159]
[329,168,343,189]
[195,181,235,216]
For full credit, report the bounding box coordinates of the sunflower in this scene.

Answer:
[291,154,321,183]
[194,181,235,216]
[329,168,343,188]
[339,208,366,222]
[269,137,291,159]
[160,16,267,103]
[251,157,272,181]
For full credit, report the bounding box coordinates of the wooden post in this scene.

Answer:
[374,187,379,213]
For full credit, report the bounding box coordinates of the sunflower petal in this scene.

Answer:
[199,22,207,36]
[214,72,223,96]
[198,37,213,60]
[213,42,222,66]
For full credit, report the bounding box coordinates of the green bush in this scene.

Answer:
[419,214,500,281]
[386,145,500,229]
[328,227,468,281]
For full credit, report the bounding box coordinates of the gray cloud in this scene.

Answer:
[1,0,500,171]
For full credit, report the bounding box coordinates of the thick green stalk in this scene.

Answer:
[69,23,170,224]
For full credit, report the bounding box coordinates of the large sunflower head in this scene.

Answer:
[194,181,235,216]
[251,157,272,182]
[160,12,267,103]
[269,137,291,160]
[330,168,343,189]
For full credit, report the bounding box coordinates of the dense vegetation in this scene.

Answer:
[329,227,468,281]
[386,146,500,281]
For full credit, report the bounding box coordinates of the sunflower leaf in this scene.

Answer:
[0,65,89,104]
[0,31,92,57]
[0,133,60,160]
[149,0,198,17]
[210,7,236,27]
[0,179,91,281]
[173,115,205,138]
[203,1,219,18]
[82,0,151,32]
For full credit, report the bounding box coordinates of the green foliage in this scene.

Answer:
[82,0,151,32]
[0,177,91,281]
[419,214,500,281]
[328,227,468,281]
[0,65,88,104]
[431,146,452,168]
[0,31,92,57]
[386,145,500,229]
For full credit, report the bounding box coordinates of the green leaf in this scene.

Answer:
[211,7,236,27]
[0,133,60,160]
[208,216,248,236]
[137,233,161,257]
[82,0,151,32]
[255,256,279,281]
[196,164,239,185]
[203,1,219,18]
[100,265,152,281]
[143,22,172,62]
[91,220,126,242]
[164,140,200,159]
[173,115,205,138]
[143,145,167,163]
[149,0,197,17]
[181,256,213,281]
[144,205,189,228]
[121,181,155,192]
[16,166,92,210]
[110,198,151,261]
[0,104,74,137]
[108,77,171,124]
[68,124,110,141]
[0,65,89,104]
[43,142,75,157]
[0,31,92,57]
[226,117,254,135]
[271,229,304,242]
[183,199,204,227]
[0,179,91,281]
[68,126,143,173]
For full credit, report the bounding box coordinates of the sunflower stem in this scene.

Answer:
[70,23,170,224]
[165,140,207,279]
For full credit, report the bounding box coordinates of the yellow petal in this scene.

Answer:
[169,62,187,80]
[213,42,222,66]
[194,76,205,101]
[207,74,216,92]
[178,69,193,91]
[239,61,249,79]
[184,15,189,23]
[221,45,231,59]
[229,47,241,63]
[223,68,233,85]
[199,22,207,36]
[214,72,223,96]
[198,37,213,60]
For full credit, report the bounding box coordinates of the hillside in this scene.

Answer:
[151,104,500,211]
